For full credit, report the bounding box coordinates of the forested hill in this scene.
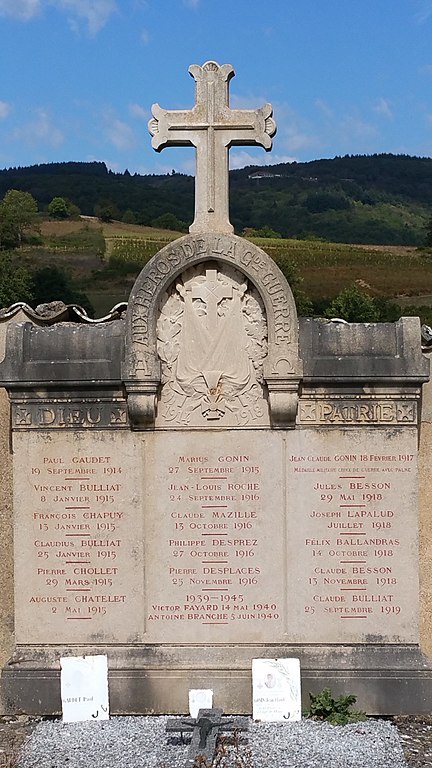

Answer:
[1,153,431,245]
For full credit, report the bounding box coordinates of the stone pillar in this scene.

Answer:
[418,348,432,658]
[0,387,13,714]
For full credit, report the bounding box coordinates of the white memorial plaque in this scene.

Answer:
[60,654,109,722]
[189,689,213,718]
[252,658,301,722]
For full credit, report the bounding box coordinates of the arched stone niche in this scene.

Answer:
[123,233,303,429]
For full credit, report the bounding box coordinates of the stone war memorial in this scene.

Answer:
[1,60,432,716]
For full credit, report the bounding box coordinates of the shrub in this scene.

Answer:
[151,212,188,232]
[32,266,94,316]
[305,687,367,726]
[0,253,34,307]
[325,285,380,322]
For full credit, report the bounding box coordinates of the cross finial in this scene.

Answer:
[148,61,276,235]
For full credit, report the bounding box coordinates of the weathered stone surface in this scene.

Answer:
[124,233,302,430]
[0,272,431,716]
[155,262,269,427]
[417,350,432,660]
[3,643,432,715]
[0,389,13,714]
[13,431,143,645]
[0,320,124,385]
[143,431,283,642]
[285,428,419,643]
[300,317,429,382]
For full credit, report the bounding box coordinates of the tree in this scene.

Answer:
[152,212,188,232]
[32,266,94,316]
[48,196,69,219]
[47,197,81,219]
[274,258,313,316]
[122,209,137,224]
[425,215,432,248]
[0,218,21,250]
[0,189,38,248]
[325,286,380,322]
[0,254,34,307]
[243,225,282,238]
[94,200,119,223]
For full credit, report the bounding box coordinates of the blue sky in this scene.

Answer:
[0,0,432,174]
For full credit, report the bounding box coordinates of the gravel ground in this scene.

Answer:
[4,714,432,768]
[393,716,432,768]
[8,716,409,768]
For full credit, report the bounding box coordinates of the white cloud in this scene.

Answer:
[373,98,393,120]
[341,115,377,139]
[229,95,315,155]
[140,27,149,44]
[103,110,136,151]
[13,108,64,147]
[314,98,384,152]
[102,158,122,172]
[0,0,117,33]
[256,98,321,156]
[230,95,380,161]
[314,98,334,121]
[0,101,11,119]
[229,150,297,170]
[0,0,41,20]
[183,0,200,8]
[129,103,148,120]
[55,0,117,35]
[283,130,320,153]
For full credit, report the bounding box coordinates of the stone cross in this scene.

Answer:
[191,269,232,330]
[148,61,276,235]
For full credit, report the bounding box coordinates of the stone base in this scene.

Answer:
[3,644,432,715]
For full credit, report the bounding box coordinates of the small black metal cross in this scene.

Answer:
[166,707,248,767]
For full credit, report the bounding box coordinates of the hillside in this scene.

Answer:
[3,219,432,324]
[0,154,431,246]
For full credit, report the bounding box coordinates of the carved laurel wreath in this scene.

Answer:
[156,264,268,387]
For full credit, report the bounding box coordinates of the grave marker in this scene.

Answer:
[60,655,109,723]
[166,708,248,767]
[189,689,213,719]
[252,658,301,722]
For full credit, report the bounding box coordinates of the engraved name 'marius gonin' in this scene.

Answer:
[148,61,276,235]
[156,264,268,427]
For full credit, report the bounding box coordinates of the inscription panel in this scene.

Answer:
[12,401,129,430]
[298,398,417,426]
[13,426,419,647]
[14,431,143,644]
[286,429,418,643]
[143,432,285,643]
